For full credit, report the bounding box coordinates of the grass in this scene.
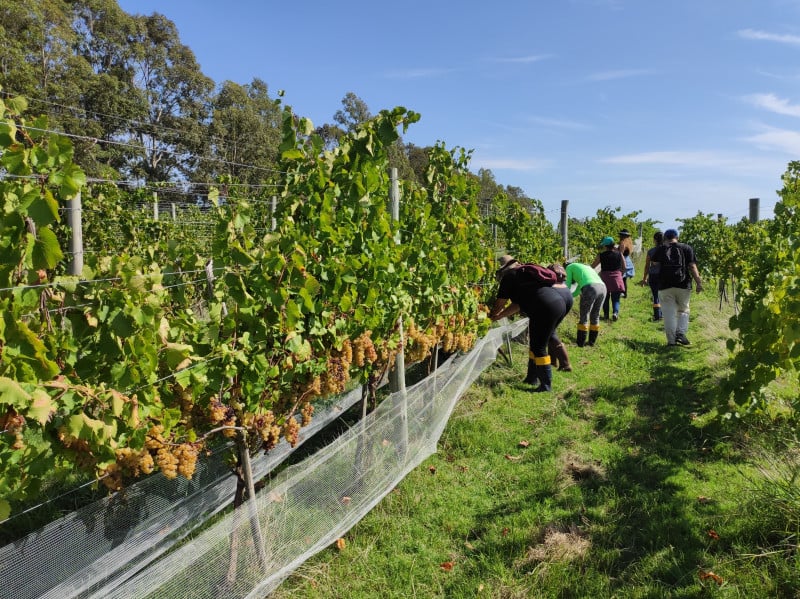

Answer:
[269,281,800,598]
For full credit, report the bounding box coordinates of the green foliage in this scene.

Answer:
[488,193,560,264]
[720,161,800,425]
[0,97,496,516]
[567,207,652,263]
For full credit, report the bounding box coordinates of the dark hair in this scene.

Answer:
[653,231,664,244]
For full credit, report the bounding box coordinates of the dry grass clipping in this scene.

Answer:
[517,523,591,570]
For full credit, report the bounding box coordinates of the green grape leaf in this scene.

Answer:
[32,227,63,270]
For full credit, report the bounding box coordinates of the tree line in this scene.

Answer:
[0,0,538,212]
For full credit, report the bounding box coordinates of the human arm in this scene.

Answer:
[488,298,521,321]
[689,263,703,293]
[639,253,652,285]
[590,255,600,269]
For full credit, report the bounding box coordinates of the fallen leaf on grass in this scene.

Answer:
[652,423,663,431]
[458,465,469,473]
[697,496,711,504]
[335,538,346,551]
[504,454,522,461]
[428,465,437,474]
[465,541,475,550]
[518,440,530,448]
[707,529,720,540]
[341,496,351,505]
[699,570,723,585]
[382,439,390,447]
[502,527,510,537]
[440,561,454,571]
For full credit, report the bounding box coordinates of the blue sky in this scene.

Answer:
[117,0,800,230]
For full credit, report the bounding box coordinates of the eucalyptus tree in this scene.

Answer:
[125,12,214,182]
[200,78,283,186]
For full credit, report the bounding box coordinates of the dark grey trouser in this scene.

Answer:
[579,282,606,326]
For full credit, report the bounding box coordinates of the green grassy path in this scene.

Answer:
[271,283,799,598]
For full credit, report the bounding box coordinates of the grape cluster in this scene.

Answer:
[405,320,438,363]
[352,331,378,367]
[102,447,156,491]
[320,354,350,396]
[173,443,199,479]
[207,400,237,437]
[56,426,96,470]
[1,410,26,450]
[283,416,300,447]
[300,402,314,427]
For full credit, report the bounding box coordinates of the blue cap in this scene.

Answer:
[664,229,678,239]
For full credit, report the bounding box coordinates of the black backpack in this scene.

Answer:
[660,243,687,287]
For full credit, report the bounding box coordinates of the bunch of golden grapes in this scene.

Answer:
[352,331,378,367]
[320,354,350,396]
[173,443,199,479]
[405,320,438,363]
[283,416,300,447]
[300,402,314,427]
[56,426,96,470]
[207,400,237,437]
[155,446,179,479]
[1,410,26,450]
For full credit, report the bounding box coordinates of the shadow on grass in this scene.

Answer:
[453,338,738,595]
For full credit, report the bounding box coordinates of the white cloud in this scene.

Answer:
[745,93,800,117]
[587,68,655,81]
[599,150,779,174]
[601,151,726,167]
[744,127,800,154]
[738,28,800,46]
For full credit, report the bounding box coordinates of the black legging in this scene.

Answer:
[521,286,569,358]
[550,284,573,345]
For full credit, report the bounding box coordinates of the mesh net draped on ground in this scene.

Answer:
[0,319,525,599]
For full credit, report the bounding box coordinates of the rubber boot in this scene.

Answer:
[576,325,588,348]
[548,338,572,371]
[522,358,539,386]
[653,303,662,321]
[533,364,552,393]
[588,325,599,346]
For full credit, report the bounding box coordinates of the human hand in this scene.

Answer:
[695,282,703,293]
[638,279,647,287]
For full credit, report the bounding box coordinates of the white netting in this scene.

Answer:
[0,319,525,599]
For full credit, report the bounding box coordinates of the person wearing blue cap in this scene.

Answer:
[591,236,625,321]
[651,229,704,346]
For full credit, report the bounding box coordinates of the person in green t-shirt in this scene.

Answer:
[565,262,607,347]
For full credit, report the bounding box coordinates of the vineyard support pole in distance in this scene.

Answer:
[67,191,83,276]
[271,196,277,232]
[560,200,569,260]
[171,203,177,221]
[749,198,759,223]
[388,168,409,458]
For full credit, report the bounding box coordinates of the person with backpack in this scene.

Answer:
[489,255,568,392]
[564,261,607,347]
[591,236,626,321]
[651,229,704,346]
[639,230,664,321]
